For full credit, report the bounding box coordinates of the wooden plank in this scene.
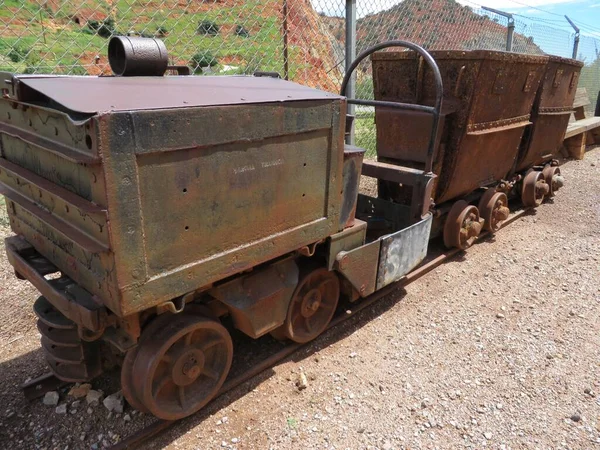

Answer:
[564,117,600,139]
[574,116,600,129]
[587,131,596,146]
[565,124,586,139]
[565,132,586,160]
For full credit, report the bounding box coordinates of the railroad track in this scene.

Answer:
[21,208,530,450]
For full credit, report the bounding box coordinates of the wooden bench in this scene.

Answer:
[563,87,600,159]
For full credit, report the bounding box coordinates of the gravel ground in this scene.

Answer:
[0,148,598,450]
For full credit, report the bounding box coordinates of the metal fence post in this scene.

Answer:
[506,17,514,52]
[282,0,289,80]
[345,0,356,145]
[565,16,580,59]
[482,6,513,52]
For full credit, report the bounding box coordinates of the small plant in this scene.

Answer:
[7,44,30,63]
[197,19,219,36]
[156,26,168,37]
[87,17,116,38]
[234,25,250,38]
[23,52,42,74]
[23,65,39,74]
[190,51,218,73]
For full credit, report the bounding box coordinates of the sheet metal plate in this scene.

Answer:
[376,213,433,290]
[14,75,342,114]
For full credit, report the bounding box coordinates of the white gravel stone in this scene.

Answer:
[86,390,104,405]
[103,392,124,413]
[43,391,59,406]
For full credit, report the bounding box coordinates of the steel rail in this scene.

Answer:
[109,208,530,450]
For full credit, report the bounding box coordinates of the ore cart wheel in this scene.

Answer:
[521,171,549,207]
[275,267,340,344]
[131,313,233,420]
[121,345,149,413]
[121,313,178,414]
[542,166,563,197]
[443,200,483,250]
[478,190,509,233]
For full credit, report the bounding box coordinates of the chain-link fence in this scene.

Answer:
[0,0,347,91]
[1,0,599,154]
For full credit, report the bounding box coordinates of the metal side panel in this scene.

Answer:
[335,239,381,297]
[98,100,345,316]
[376,213,433,290]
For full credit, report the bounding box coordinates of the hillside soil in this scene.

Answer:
[0,148,599,449]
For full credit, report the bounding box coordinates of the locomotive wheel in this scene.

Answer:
[131,313,233,420]
[443,200,483,250]
[478,190,509,233]
[521,171,549,207]
[276,268,340,344]
[542,166,563,197]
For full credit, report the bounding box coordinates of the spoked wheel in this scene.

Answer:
[478,190,509,232]
[521,171,549,207]
[121,344,149,413]
[542,166,564,197]
[443,200,483,250]
[126,313,233,420]
[121,312,177,413]
[272,267,340,344]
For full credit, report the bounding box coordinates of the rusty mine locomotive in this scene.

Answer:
[0,37,582,420]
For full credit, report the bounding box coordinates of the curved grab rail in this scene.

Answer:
[340,40,443,174]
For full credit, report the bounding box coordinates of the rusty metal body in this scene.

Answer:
[0,74,346,324]
[372,50,548,204]
[515,55,583,172]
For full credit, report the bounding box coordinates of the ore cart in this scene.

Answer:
[369,49,555,248]
[0,38,438,420]
[515,55,583,195]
